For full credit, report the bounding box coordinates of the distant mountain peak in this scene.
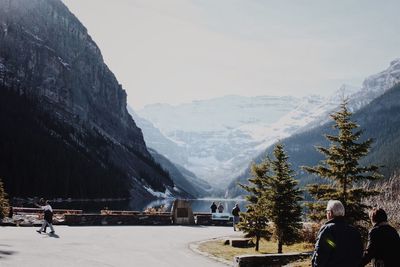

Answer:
[390,58,400,66]
[226,58,400,198]
[332,84,358,98]
[362,59,400,94]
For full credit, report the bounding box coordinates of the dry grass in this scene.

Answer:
[198,239,313,266]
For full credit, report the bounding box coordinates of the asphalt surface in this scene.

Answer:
[0,225,237,267]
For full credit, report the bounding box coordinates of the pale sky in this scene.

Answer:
[62,0,400,109]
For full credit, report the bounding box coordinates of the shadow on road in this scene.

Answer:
[0,248,18,260]
[47,233,60,238]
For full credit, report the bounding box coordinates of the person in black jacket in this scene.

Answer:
[210,202,217,213]
[312,200,363,267]
[361,208,400,267]
[232,203,240,231]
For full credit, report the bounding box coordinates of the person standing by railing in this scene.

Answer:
[232,203,240,231]
[210,202,217,213]
[217,202,224,213]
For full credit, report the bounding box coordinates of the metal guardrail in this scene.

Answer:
[12,207,82,215]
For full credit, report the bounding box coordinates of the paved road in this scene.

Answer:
[0,225,238,267]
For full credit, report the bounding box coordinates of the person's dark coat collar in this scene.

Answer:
[325,216,345,225]
[373,221,389,228]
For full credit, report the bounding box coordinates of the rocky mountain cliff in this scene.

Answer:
[0,0,188,199]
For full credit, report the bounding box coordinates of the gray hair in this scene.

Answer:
[326,200,345,217]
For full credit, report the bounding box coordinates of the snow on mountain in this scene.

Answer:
[268,59,400,139]
[285,84,358,131]
[139,95,299,133]
[226,59,400,198]
[236,89,355,158]
[133,59,400,191]
[303,59,400,129]
[363,59,400,93]
[349,58,400,109]
[136,95,309,187]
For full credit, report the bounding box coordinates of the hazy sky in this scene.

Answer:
[62,0,400,109]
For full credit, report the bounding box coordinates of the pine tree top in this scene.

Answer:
[303,100,382,226]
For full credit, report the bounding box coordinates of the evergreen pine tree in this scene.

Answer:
[303,100,382,226]
[264,143,303,253]
[238,159,272,251]
[0,177,10,219]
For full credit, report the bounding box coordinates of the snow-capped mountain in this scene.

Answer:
[135,59,400,190]
[136,95,319,187]
[282,84,358,132]
[301,59,400,130]
[226,58,400,198]
[136,90,368,189]
[350,58,400,108]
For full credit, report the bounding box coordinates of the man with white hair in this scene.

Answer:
[312,200,363,267]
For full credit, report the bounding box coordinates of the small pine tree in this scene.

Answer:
[238,159,272,251]
[303,101,382,226]
[264,144,303,253]
[0,177,10,219]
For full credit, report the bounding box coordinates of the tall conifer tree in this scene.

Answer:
[0,177,10,219]
[238,159,271,251]
[303,101,382,225]
[264,144,303,253]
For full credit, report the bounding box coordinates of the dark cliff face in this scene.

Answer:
[0,0,183,199]
[0,0,144,153]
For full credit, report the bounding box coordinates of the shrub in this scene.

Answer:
[0,177,10,219]
[300,222,321,244]
[363,174,400,230]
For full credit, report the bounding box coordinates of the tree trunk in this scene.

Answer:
[255,234,260,251]
[278,239,282,254]
[343,176,347,207]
